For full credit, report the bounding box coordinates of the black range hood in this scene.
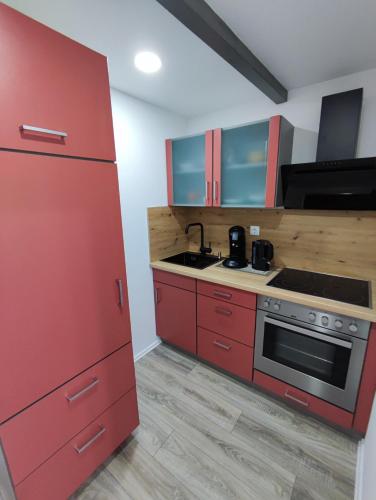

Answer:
[281,157,376,210]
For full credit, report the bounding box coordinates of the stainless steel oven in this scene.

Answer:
[254,296,370,412]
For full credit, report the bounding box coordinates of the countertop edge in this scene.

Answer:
[150,261,376,323]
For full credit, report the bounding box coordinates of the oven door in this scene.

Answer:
[254,311,367,411]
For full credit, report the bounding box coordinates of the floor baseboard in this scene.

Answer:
[354,438,365,500]
[134,339,161,362]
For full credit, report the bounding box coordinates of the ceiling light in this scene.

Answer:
[134,51,162,74]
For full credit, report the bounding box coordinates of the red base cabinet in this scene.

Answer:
[153,271,197,354]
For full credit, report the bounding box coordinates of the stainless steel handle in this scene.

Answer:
[65,377,99,403]
[213,290,232,300]
[116,279,124,308]
[213,340,232,351]
[154,287,161,305]
[0,440,16,500]
[284,390,309,407]
[215,306,232,317]
[214,181,218,203]
[74,425,106,454]
[20,124,68,138]
[264,316,353,349]
[205,181,209,203]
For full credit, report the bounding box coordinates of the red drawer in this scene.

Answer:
[153,269,196,292]
[198,328,253,382]
[197,295,256,346]
[198,280,256,309]
[15,389,139,500]
[253,371,353,429]
[0,344,136,486]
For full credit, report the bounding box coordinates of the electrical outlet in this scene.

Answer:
[250,225,260,236]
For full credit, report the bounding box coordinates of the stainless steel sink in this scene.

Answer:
[161,251,220,270]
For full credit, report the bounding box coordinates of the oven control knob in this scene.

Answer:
[273,301,281,311]
[321,315,329,326]
[263,298,271,308]
[349,322,358,333]
[334,319,343,329]
[308,312,316,322]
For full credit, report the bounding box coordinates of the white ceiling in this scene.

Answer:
[4,0,376,117]
[207,0,376,89]
[3,0,266,117]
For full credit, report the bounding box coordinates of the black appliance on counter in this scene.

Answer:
[281,157,376,210]
[223,226,247,269]
[251,240,274,271]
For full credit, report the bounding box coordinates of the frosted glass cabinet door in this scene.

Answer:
[220,121,269,207]
[171,134,206,206]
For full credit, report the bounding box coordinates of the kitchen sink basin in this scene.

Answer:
[162,252,220,270]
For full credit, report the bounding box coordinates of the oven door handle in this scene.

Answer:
[264,316,353,349]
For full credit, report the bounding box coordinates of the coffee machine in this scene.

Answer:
[251,240,274,271]
[223,226,248,269]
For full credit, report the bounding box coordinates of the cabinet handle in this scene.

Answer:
[284,390,309,407]
[154,287,161,305]
[205,181,210,203]
[116,279,124,308]
[20,124,68,138]
[213,290,232,300]
[214,181,219,203]
[213,340,232,351]
[215,306,232,317]
[74,425,106,454]
[65,377,99,403]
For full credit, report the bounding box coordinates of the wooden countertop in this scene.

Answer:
[151,260,376,323]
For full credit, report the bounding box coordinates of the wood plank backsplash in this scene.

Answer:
[148,206,376,281]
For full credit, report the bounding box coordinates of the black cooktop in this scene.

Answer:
[267,268,371,307]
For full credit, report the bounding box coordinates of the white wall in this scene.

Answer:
[111,88,186,359]
[357,396,376,500]
[186,67,376,162]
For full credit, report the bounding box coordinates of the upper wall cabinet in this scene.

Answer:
[166,116,293,208]
[166,131,213,206]
[213,116,294,208]
[0,3,115,160]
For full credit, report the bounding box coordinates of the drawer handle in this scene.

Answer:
[154,287,161,305]
[215,306,232,316]
[74,425,106,454]
[284,390,309,407]
[213,340,232,351]
[20,124,68,138]
[66,377,99,402]
[213,290,232,300]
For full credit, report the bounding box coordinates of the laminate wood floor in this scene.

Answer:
[73,344,358,500]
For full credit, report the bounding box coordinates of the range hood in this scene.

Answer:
[281,88,375,210]
[281,157,376,210]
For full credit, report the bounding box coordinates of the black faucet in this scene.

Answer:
[185,223,212,255]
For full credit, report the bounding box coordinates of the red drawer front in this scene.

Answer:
[198,328,253,382]
[253,371,353,429]
[153,269,196,292]
[15,388,139,500]
[198,280,256,309]
[197,295,256,346]
[0,4,115,160]
[0,344,136,486]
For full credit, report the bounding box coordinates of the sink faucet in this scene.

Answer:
[185,223,212,255]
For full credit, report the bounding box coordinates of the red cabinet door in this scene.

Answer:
[0,3,115,160]
[0,151,131,423]
[154,281,196,354]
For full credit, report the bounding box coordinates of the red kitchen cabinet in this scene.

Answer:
[0,3,115,160]
[253,371,353,429]
[15,389,139,500]
[0,151,131,423]
[353,323,376,434]
[154,280,197,354]
[198,328,253,382]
